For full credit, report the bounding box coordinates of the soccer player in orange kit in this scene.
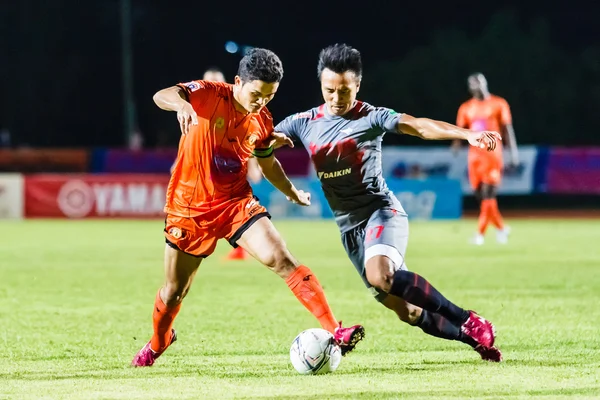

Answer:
[169,66,261,261]
[132,48,363,367]
[453,73,519,245]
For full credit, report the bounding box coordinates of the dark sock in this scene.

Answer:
[415,310,477,347]
[390,270,470,325]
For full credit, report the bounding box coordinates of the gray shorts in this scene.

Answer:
[341,207,409,302]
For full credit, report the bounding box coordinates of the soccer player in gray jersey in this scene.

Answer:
[272,44,503,362]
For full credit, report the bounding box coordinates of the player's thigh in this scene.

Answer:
[163,243,203,287]
[234,215,298,270]
[481,156,503,188]
[341,228,369,287]
[468,158,483,191]
[342,228,388,302]
[165,214,219,258]
[363,208,409,288]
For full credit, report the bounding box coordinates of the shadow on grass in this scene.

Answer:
[1,359,488,381]
[240,386,600,399]
[3,356,596,381]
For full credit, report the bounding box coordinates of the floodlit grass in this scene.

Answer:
[1,219,599,399]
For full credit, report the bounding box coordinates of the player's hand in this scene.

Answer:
[468,131,501,152]
[177,103,198,135]
[287,189,311,206]
[269,131,294,149]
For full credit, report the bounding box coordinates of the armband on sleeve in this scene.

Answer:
[252,146,274,158]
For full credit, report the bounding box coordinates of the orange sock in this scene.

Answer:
[478,199,494,235]
[488,198,505,230]
[285,265,338,333]
[151,289,181,353]
[227,246,247,260]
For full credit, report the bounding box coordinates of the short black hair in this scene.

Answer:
[237,48,283,83]
[317,44,362,80]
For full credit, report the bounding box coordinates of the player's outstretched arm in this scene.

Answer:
[397,114,501,152]
[256,153,311,206]
[153,86,190,111]
[153,86,198,135]
[504,123,519,166]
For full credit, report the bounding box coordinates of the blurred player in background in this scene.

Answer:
[132,48,363,367]
[453,73,518,245]
[201,66,225,83]
[169,67,263,260]
[272,44,503,362]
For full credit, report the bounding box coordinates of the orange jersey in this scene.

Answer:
[456,95,511,158]
[165,80,273,217]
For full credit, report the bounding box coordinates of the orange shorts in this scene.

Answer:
[164,196,269,257]
[468,154,503,190]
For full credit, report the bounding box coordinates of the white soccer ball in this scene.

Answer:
[289,328,342,375]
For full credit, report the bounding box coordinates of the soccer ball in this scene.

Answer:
[289,328,342,375]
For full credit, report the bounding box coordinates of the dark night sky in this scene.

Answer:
[2,1,599,147]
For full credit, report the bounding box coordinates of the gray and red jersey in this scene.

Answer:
[275,101,407,232]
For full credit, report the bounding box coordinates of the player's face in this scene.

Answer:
[203,71,225,82]
[468,75,488,98]
[233,76,279,113]
[320,68,360,116]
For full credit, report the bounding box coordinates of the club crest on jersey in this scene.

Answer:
[215,117,225,129]
[245,132,260,146]
[183,81,202,92]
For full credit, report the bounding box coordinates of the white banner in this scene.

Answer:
[0,173,24,219]
[381,146,538,195]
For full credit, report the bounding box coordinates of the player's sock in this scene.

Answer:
[488,198,505,230]
[390,270,470,325]
[227,246,246,260]
[478,199,493,234]
[285,265,338,333]
[151,289,181,353]
[415,310,477,346]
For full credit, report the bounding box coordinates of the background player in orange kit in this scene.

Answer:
[132,48,364,367]
[453,73,519,245]
[201,66,226,83]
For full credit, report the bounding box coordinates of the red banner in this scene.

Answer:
[25,174,170,218]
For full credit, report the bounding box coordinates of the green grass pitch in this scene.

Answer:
[1,219,599,399]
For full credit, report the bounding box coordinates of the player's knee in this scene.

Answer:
[162,282,189,306]
[262,245,298,277]
[365,257,394,293]
[481,183,497,199]
[368,274,393,293]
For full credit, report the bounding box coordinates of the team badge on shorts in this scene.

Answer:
[169,227,182,239]
[215,117,225,129]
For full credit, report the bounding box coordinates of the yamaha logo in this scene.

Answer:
[57,180,95,218]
